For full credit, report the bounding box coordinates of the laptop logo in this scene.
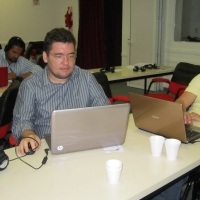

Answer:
[152,115,159,119]
[57,146,63,151]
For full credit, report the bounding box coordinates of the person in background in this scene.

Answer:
[149,75,200,200]
[176,74,200,124]
[0,36,42,80]
[12,28,110,154]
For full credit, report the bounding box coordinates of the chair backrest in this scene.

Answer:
[92,72,112,99]
[37,55,46,69]
[0,80,21,128]
[24,41,44,60]
[171,62,200,85]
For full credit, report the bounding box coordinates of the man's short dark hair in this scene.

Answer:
[43,28,76,55]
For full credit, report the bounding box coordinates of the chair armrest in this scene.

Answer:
[151,78,170,83]
[175,86,187,100]
[108,98,114,104]
[112,95,129,103]
[146,78,170,94]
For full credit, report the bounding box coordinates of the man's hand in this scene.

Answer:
[18,130,41,155]
[183,112,200,125]
[8,72,16,80]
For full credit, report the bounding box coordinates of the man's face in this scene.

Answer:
[6,45,23,64]
[43,42,76,84]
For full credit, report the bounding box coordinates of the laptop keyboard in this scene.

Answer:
[186,128,200,141]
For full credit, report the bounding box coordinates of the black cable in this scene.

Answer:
[191,141,200,144]
[9,154,26,161]
[10,136,49,169]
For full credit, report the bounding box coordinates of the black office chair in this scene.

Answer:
[181,167,200,200]
[0,80,21,148]
[92,72,129,104]
[24,41,44,60]
[37,55,47,69]
[145,62,200,101]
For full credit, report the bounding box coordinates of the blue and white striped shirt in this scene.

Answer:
[0,49,42,76]
[12,65,110,141]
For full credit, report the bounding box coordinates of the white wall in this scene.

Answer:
[126,0,158,89]
[129,0,157,65]
[0,0,79,48]
[121,0,131,66]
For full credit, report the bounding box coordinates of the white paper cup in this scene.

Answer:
[106,159,122,184]
[150,135,165,157]
[165,138,181,160]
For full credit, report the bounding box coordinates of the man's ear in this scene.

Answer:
[42,51,48,63]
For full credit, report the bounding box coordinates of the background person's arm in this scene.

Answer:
[21,71,32,79]
[22,57,43,73]
[8,72,16,80]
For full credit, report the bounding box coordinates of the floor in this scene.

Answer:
[110,81,144,96]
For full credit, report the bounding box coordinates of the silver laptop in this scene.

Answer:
[128,93,200,143]
[44,103,130,154]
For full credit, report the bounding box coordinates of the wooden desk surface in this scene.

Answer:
[0,83,10,97]
[2,115,200,200]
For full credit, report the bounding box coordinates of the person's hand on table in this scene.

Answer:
[18,130,41,155]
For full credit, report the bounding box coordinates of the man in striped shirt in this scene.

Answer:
[12,28,110,154]
[0,36,42,80]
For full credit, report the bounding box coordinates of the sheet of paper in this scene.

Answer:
[104,145,124,153]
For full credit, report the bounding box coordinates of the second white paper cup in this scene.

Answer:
[150,135,165,157]
[106,159,122,184]
[165,138,181,160]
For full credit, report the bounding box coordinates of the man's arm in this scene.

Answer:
[175,91,199,124]
[12,81,41,154]
[17,56,43,78]
[21,71,32,79]
[89,73,111,106]
[8,72,16,80]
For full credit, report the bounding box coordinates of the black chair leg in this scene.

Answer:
[192,177,200,200]
[181,179,193,200]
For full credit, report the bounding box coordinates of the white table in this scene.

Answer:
[1,115,200,200]
[90,65,174,93]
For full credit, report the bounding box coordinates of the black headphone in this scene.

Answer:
[0,149,9,171]
[100,66,115,73]
[133,66,146,72]
[143,63,158,69]
[4,36,25,55]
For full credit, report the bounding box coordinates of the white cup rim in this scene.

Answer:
[106,159,122,168]
[165,138,181,145]
[150,135,165,143]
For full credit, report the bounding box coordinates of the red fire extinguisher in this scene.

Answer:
[65,7,73,30]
